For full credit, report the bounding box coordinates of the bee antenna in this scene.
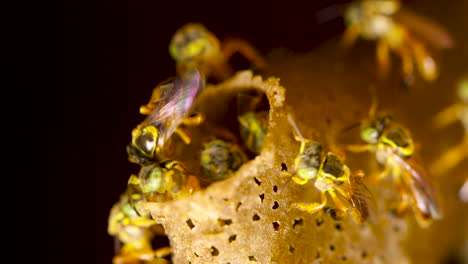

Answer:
[287,114,304,140]
[368,84,379,118]
[340,121,361,134]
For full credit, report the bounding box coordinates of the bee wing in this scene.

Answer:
[393,154,443,221]
[337,173,377,224]
[348,173,377,223]
[147,69,204,145]
[395,7,454,49]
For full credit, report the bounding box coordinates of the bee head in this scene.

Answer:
[169,23,220,63]
[360,126,379,143]
[361,114,392,143]
[296,142,323,180]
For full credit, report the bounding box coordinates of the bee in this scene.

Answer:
[431,76,468,175]
[108,192,172,264]
[346,99,442,227]
[169,23,267,80]
[237,91,269,155]
[286,115,373,224]
[127,68,205,165]
[127,160,200,213]
[200,139,247,181]
[342,0,453,82]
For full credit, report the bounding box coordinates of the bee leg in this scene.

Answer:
[140,87,162,115]
[432,103,462,129]
[173,114,202,145]
[430,136,468,176]
[292,176,309,185]
[113,254,139,264]
[394,43,415,85]
[376,40,391,80]
[174,127,192,145]
[340,23,361,50]
[391,167,411,218]
[154,247,172,258]
[221,38,268,70]
[328,190,349,217]
[184,175,201,194]
[408,37,438,81]
[181,112,205,126]
[393,198,410,219]
[367,169,387,184]
[292,191,328,214]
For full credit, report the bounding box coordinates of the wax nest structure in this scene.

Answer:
[140,69,411,264]
[118,0,468,262]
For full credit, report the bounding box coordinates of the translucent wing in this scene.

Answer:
[393,154,442,221]
[335,172,376,224]
[147,69,205,147]
[396,7,454,49]
[347,172,376,223]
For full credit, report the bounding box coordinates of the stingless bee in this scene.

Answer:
[200,139,247,181]
[346,98,442,227]
[286,115,374,224]
[237,91,269,155]
[431,76,468,175]
[127,160,200,214]
[127,68,205,165]
[108,192,172,264]
[238,111,268,155]
[342,0,453,82]
[169,23,267,80]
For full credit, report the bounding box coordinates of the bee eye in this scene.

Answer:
[298,168,318,180]
[134,126,159,156]
[361,127,378,143]
[140,166,164,194]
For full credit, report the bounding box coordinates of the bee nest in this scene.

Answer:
[141,69,410,264]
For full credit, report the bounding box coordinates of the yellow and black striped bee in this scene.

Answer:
[347,100,442,227]
[169,23,267,80]
[342,0,453,82]
[237,91,269,155]
[127,160,200,212]
[108,192,171,264]
[286,115,374,224]
[200,139,247,181]
[127,69,205,165]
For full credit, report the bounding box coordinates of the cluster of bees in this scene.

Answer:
[107,22,269,264]
[107,0,466,263]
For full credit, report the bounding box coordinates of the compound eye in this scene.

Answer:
[298,167,318,180]
[361,127,379,143]
[134,126,159,156]
[140,166,164,194]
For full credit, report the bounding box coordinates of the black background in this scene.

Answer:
[17,0,429,263]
